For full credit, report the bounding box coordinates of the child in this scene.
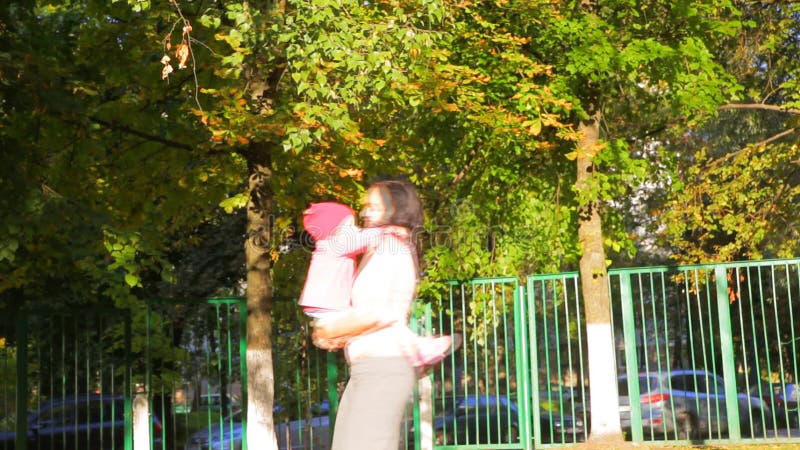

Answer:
[299,201,461,369]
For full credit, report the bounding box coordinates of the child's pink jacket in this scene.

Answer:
[299,224,381,313]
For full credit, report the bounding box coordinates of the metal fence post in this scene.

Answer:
[14,311,27,450]
[239,298,249,450]
[414,303,433,450]
[516,284,532,450]
[714,266,741,440]
[618,271,643,442]
[326,351,338,441]
[125,314,133,450]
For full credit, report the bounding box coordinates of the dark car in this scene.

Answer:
[434,394,518,445]
[618,369,771,439]
[536,388,588,443]
[184,409,244,450]
[748,381,799,429]
[0,394,162,450]
[410,393,583,448]
[184,402,331,450]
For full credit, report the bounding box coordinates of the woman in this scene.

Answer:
[313,178,424,450]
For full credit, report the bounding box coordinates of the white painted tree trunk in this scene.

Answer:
[417,376,433,450]
[244,156,278,450]
[576,114,623,443]
[586,323,622,438]
[246,349,279,450]
[132,393,150,450]
[247,350,278,450]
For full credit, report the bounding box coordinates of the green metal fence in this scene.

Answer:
[3,258,800,450]
[425,278,527,449]
[525,273,590,448]
[0,298,250,450]
[420,274,593,450]
[147,298,247,450]
[609,259,800,444]
[420,258,800,449]
[0,308,134,450]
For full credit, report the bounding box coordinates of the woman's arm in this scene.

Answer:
[314,230,416,349]
[329,226,382,257]
[311,308,391,349]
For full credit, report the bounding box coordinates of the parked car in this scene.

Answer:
[0,394,162,450]
[431,394,518,446]
[618,369,771,439]
[537,388,588,443]
[275,409,331,450]
[184,402,331,450]
[748,380,799,428]
[198,393,240,412]
[184,409,244,450]
[408,393,584,448]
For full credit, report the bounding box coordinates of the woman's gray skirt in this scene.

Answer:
[331,356,416,450]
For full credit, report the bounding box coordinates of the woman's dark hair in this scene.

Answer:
[369,178,424,231]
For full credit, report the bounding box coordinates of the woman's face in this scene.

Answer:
[361,187,386,227]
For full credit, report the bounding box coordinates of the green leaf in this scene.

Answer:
[220,193,248,213]
[124,273,140,287]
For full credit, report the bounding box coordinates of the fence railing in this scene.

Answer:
[2,258,799,450]
[610,260,800,444]
[0,298,249,450]
[0,308,135,450]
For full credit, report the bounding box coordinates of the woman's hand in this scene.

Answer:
[311,328,349,350]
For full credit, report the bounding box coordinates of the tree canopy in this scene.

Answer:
[656,1,800,264]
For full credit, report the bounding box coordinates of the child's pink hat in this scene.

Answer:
[302,202,355,240]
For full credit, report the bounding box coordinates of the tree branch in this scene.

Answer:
[753,127,797,147]
[718,103,800,115]
[708,127,797,167]
[89,117,195,151]
[451,147,479,186]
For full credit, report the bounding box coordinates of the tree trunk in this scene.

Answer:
[132,392,150,450]
[576,113,624,443]
[245,145,279,450]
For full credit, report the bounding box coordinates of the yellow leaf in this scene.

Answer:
[161,63,173,80]
[528,119,542,136]
[339,168,364,179]
[175,43,190,69]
